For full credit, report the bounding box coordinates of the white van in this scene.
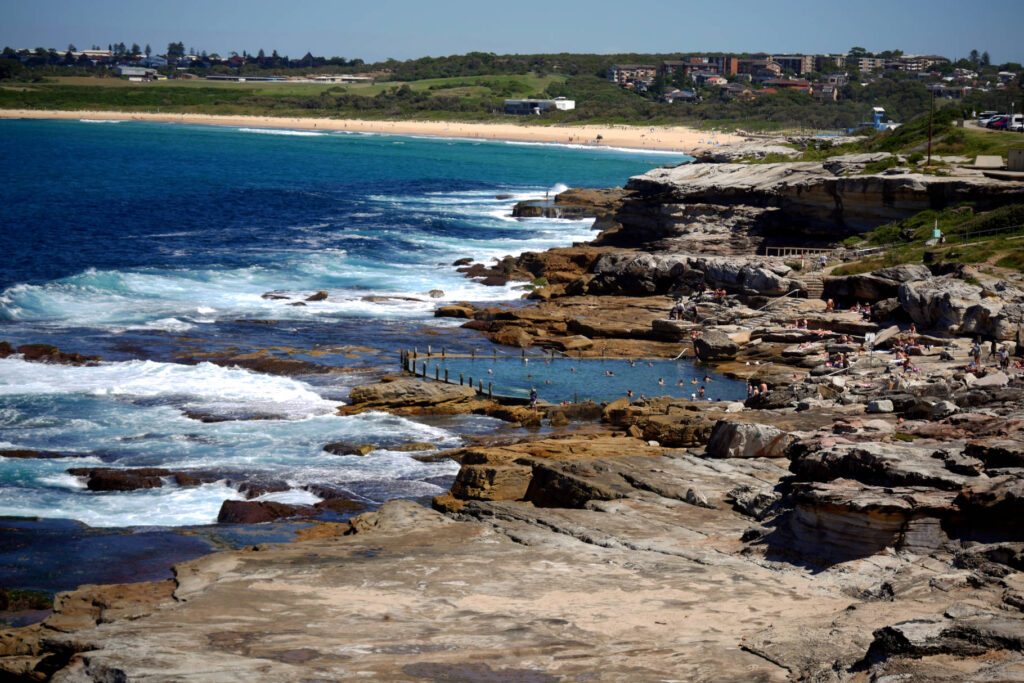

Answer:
[1010,114,1023,132]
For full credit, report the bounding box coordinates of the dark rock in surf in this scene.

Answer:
[217,500,317,524]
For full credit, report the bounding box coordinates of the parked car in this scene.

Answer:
[986,115,1010,129]
[1009,114,1024,132]
[978,111,999,126]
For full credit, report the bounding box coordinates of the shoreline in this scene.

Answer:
[0,108,742,153]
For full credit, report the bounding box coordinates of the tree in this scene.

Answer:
[145,44,151,56]
[981,51,990,67]
[67,43,76,52]
[849,46,868,59]
[166,42,185,59]
[969,49,980,65]
[131,43,140,56]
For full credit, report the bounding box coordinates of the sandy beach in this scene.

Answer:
[0,108,741,153]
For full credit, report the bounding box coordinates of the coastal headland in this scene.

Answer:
[0,109,741,153]
[4,130,1024,681]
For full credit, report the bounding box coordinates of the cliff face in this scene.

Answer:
[615,158,1024,251]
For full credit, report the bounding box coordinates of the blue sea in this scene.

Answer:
[0,118,699,541]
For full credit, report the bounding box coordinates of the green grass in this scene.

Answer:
[834,204,1024,275]
[0,74,567,121]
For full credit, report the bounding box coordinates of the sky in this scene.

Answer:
[2,0,1021,66]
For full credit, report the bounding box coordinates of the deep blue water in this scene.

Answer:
[1,118,697,534]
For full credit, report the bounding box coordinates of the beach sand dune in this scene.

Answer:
[0,108,741,153]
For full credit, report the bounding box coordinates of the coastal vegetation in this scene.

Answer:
[834,203,1024,274]
[2,46,1020,131]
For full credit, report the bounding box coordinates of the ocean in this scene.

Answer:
[0,118,696,549]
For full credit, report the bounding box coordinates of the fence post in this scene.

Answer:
[471,348,475,360]
[435,365,439,380]
[444,369,449,383]
[574,392,578,403]
[421,363,426,378]
[459,373,464,386]
[488,382,493,399]
[442,346,446,359]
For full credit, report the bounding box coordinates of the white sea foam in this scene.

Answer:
[0,481,245,527]
[0,357,337,418]
[237,127,326,137]
[79,119,123,124]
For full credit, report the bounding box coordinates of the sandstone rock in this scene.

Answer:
[864,613,1024,662]
[217,500,317,524]
[12,343,101,365]
[965,439,1024,468]
[898,278,983,332]
[305,290,328,302]
[867,399,894,414]
[65,467,181,492]
[434,304,475,318]
[493,325,533,348]
[824,264,931,303]
[931,400,959,419]
[694,330,739,361]
[705,420,793,459]
[789,441,976,490]
[727,485,782,520]
[551,335,594,351]
[427,289,445,298]
[322,442,375,456]
[780,481,958,560]
[969,370,1009,388]
[961,301,1024,341]
[450,463,533,502]
[348,379,478,408]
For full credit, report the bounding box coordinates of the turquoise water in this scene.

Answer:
[0,118,696,529]
[412,357,747,404]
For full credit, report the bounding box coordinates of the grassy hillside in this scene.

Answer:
[834,204,1024,275]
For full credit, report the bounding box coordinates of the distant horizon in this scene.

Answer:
[2,0,1020,66]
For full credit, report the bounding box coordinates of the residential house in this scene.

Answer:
[812,83,838,102]
[738,59,782,81]
[608,64,657,87]
[762,78,812,94]
[660,89,698,103]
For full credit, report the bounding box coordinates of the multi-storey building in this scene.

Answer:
[607,64,658,87]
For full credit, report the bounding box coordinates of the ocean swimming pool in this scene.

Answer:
[407,355,749,405]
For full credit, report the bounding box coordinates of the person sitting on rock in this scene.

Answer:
[825,299,835,312]
[697,386,705,398]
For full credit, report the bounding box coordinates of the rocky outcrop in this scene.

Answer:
[217,500,318,524]
[694,329,739,361]
[898,277,984,332]
[705,420,794,458]
[823,264,932,302]
[585,252,802,297]
[511,187,627,220]
[65,467,205,491]
[0,342,101,365]
[618,160,1024,246]
[345,378,480,411]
